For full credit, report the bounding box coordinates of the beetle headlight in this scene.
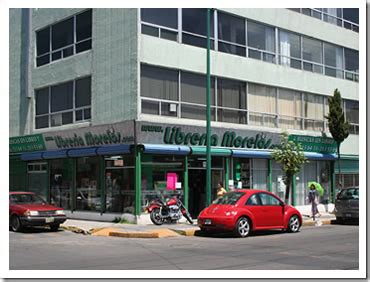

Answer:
[55,210,65,215]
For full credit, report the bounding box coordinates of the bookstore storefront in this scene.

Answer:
[10,120,349,219]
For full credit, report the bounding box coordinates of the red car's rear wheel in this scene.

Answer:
[234,217,251,238]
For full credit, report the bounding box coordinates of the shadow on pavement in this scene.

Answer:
[9,227,64,234]
[194,229,285,239]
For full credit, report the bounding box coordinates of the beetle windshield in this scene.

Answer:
[213,191,245,205]
[10,194,46,205]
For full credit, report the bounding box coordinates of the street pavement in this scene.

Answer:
[9,223,359,270]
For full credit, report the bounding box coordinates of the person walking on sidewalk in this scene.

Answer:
[307,184,321,221]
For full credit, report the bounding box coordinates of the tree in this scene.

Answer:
[325,89,349,181]
[272,132,308,204]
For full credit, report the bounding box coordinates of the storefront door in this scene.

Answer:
[27,162,48,201]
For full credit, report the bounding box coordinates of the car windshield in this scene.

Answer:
[337,188,359,200]
[10,194,46,205]
[213,191,245,205]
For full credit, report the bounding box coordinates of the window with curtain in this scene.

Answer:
[181,71,215,105]
[324,43,344,78]
[140,64,178,101]
[279,30,301,69]
[278,89,302,130]
[247,21,275,63]
[322,8,342,26]
[345,99,359,134]
[248,83,277,127]
[217,78,246,124]
[218,12,246,56]
[304,93,324,131]
[302,37,323,73]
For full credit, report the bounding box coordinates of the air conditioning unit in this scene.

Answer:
[169,103,177,113]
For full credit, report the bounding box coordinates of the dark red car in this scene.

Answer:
[9,192,67,232]
[198,190,302,237]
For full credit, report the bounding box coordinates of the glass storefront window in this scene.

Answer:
[76,157,100,211]
[50,159,73,209]
[142,155,185,211]
[27,162,48,201]
[105,156,135,214]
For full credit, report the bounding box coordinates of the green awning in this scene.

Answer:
[190,146,232,157]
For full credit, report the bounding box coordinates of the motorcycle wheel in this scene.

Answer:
[183,211,193,224]
[150,208,163,225]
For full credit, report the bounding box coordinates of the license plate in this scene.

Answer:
[45,217,54,223]
[204,219,212,225]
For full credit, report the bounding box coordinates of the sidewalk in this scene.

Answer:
[61,212,336,238]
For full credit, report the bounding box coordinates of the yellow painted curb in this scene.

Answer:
[170,228,199,236]
[147,229,180,237]
[302,219,333,227]
[109,231,159,238]
[60,225,89,235]
[91,228,122,236]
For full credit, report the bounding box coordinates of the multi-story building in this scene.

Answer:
[9,8,359,221]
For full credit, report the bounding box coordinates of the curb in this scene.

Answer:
[109,231,159,238]
[170,228,199,236]
[60,225,90,235]
[302,219,334,227]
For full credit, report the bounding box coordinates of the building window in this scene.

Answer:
[248,83,277,128]
[36,9,92,67]
[279,30,301,69]
[182,8,214,49]
[218,12,246,56]
[344,48,359,82]
[278,88,302,130]
[288,8,359,33]
[345,100,359,134]
[180,71,216,121]
[50,159,72,210]
[324,43,344,79]
[304,93,324,131]
[302,37,323,74]
[35,76,91,129]
[247,21,275,63]
[141,8,178,41]
[217,78,247,124]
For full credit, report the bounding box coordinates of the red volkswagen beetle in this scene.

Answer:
[198,190,302,237]
[9,192,67,232]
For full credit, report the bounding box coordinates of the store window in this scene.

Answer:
[141,155,185,212]
[248,83,277,128]
[278,88,302,130]
[324,43,344,79]
[218,12,246,56]
[247,21,275,63]
[50,159,73,209]
[344,48,359,82]
[35,76,91,129]
[345,100,359,135]
[27,162,48,201]
[217,78,247,124]
[182,8,214,49]
[302,37,323,74]
[105,156,135,214]
[303,93,324,131]
[141,8,178,41]
[36,9,92,67]
[252,159,268,191]
[279,30,301,69]
[76,157,100,211]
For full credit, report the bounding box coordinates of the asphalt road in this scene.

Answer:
[9,224,359,270]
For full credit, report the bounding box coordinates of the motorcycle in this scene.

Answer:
[147,196,193,225]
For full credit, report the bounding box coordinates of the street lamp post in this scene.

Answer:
[206,8,212,207]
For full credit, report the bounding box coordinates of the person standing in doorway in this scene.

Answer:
[216,181,227,198]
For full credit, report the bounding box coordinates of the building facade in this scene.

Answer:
[9,8,359,221]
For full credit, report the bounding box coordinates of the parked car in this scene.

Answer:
[9,191,67,232]
[198,190,302,237]
[334,186,359,223]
